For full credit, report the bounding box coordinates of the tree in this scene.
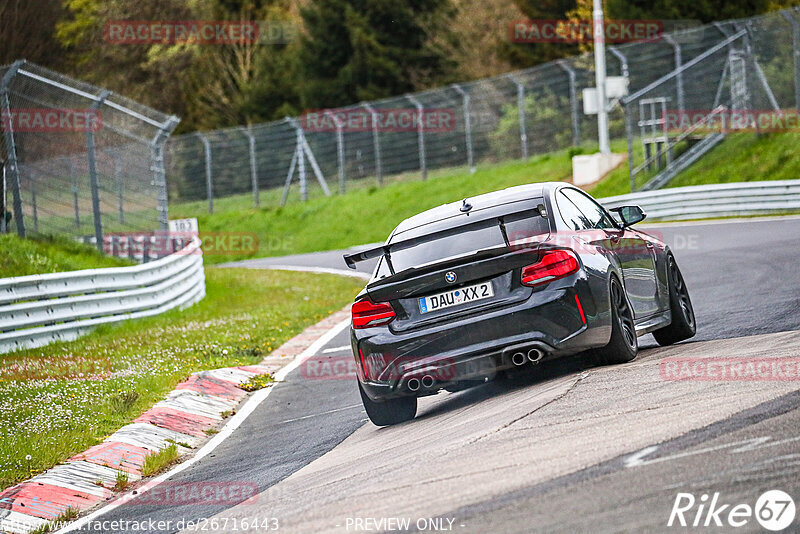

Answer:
[298,0,454,109]
[0,0,66,67]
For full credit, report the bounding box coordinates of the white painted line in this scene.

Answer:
[322,345,352,354]
[58,317,353,534]
[278,403,364,425]
[252,264,371,281]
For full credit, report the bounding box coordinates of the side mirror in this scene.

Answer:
[610,205,646,228]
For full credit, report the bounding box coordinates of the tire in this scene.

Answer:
[653,254,696,346]
[359,383,417,426]
[594,276,638,365]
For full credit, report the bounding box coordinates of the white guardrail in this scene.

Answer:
[601,180,800,221]
[0,238,205,354]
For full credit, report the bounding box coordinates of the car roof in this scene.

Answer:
[390,182,557,240]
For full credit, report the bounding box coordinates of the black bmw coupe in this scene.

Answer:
[344,182,695,426]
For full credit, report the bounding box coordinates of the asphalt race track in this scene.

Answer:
[71,216,800,533]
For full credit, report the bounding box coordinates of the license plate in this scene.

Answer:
[418,282,494,314]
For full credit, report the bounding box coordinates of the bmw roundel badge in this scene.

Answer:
[445,271,457,284]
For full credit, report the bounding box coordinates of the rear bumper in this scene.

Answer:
[354,277,609,401]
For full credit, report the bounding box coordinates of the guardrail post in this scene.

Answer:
[240,126,259,207]
[557,61,581,147]
[663,35,685,114]
[451,84,475,173]
[324,111,347,194]
[507,76,528,160]
[197,133,213,214]
[151,116,178,230]
[0,60,25,237]
[362,103,383,185]
[406,95,427,180]
[782,10,800,110]
[87,90,111,252]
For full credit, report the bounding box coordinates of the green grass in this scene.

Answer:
[0,234,133,277]
[587,132,800,198]
[0,267,363,490]
[141,443,178,477]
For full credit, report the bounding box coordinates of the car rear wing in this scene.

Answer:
[343,205,548,274]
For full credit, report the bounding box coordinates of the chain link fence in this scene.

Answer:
[0,61,179,246]
[166,9,800,212]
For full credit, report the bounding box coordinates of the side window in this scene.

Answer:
[561,189,616,230]
[557,191,591,231]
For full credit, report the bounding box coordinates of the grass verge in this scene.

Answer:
[0,267,363,490]
[0,234,133,277]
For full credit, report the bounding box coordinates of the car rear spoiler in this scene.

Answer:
[343,205,548,273]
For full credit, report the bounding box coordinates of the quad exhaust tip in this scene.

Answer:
[421,375,435,388]
[407,377,421,391]
[527,348,544,363]
[512,352,527,366]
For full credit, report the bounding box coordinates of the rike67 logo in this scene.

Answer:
[668,490,796,531]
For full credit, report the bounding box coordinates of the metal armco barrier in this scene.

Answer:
[0,238,205,354]
[601,180,800,220]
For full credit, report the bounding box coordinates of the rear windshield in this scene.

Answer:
[374,211,549,277]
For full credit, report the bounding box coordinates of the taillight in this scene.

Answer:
[521,249,580,286]
[352,298,395,329]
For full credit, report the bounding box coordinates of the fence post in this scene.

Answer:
[1,163,5,234]
[29,169,38,233]
[663,35,685,114]
[241,126,259,207]
[197,133,213,214]
[152,116,179,230]
[324,111,346,194]
[362,103,383,185]
[782,10,800,111]
[557,61,581,147]
[108,148,124,224]
[623,102,635,193]
[87,90,111,252]
[67,158,80,229]
[297,125,307,201]
[0,60,25,237]
[508,75,528,160]
[609,46,629,79]
[451,84,475,173]
[406,95,427,180]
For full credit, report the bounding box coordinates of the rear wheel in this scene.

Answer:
[653,255,696,346]
[359,383,417,426]
[594,276,638,365]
